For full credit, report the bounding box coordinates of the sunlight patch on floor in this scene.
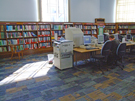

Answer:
[0,61,53,86]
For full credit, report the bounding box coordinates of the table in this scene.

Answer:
[73,42,135,67]
[73,47,101,67]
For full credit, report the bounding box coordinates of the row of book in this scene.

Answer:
[38,37,51,42]
[128,26,135,29]
[38,25,50,30]
[23,25,37,30]
[63,25,73,29]
[53,25,63,30]
[119,30,128,34]
[24,44,38,49]
[0,25,4,31]
[129,30,135,33]
[92,30,97,34]
[23,32,37,37]
[0,40,7,46]
[7,32,23,38]
[105,30,115,33]
[84,26,97,29]
[74,25,83,29]
[84,26,92,29]
[39,43,51,48]
[51,31,62,36]
[105,26,116,29]
[38,31,50,36]
[0,47,7,52]
[8,45,24,51]
[118,25,128,29]
[8,39,24,45]
[0,32,5,38]
[24,38,37,44]
[6,25,22,31]
[84,31,91,34]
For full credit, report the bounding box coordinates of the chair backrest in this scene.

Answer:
[101,40,112,56]
[116,43,126,57]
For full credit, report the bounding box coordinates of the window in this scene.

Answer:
[116,0,135,22]
[40,0,68,22]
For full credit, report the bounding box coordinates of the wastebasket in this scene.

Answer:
[47,54,54,64]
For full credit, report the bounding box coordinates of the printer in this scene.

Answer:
[53,40,73,70]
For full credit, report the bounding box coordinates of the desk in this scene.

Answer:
[126,43,135,53]
[73,43,135,67]
[73,47,101,67]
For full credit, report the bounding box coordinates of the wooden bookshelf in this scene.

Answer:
[105,23,116,34]
[1,21,135,58]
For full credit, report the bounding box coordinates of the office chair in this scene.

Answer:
[115,43,126,69]
[92,40,112,74]
[10,45,23,60]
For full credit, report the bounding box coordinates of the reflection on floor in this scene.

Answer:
[0,53,135,101]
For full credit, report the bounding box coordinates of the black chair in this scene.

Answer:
[115,43,126,70]
[92,40,112,74]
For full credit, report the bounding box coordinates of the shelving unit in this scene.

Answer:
[0,24,7,52]
[73,23,83,30]
[63,23,74,36]
[117,23,129,35]
[37,22,51,48]
[0,22,53,58]
[83,23,98,38]
[0,21,135,58]
[128,23,135,35]
[105,23,116,34]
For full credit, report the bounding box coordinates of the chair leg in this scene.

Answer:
[98,61,104,74]
[18,53,20,60]
[11,53,13,60]
[21,52,23,58]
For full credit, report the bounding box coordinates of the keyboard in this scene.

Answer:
[86,47,98,50]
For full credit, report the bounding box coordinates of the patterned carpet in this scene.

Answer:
[0,52,135,101]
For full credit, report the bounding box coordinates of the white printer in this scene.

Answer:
[53,40,73,70]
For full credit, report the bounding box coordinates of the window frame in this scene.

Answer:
[38,0,70,22]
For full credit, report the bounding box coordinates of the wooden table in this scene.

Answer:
[73,42,135,67]
[73,47,101,67]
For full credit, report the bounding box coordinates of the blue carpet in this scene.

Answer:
[0,53,135,101]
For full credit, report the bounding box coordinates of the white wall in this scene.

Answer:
[100,0,116,23]
[0,0,38,21]
[0,0,116,22]
[70,0,100,22]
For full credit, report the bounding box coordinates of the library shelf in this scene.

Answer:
[0,21,135,58]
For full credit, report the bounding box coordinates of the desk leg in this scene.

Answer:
[75,52,77,67]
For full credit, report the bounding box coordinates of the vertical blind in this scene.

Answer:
[116,0,135,22]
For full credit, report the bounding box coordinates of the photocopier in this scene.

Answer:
[53,40,73,70]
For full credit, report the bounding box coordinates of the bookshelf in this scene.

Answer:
[73,23,83,30]
[0,22,53,58]
[116,23,129,35]
[83,23,98,38]
[63,23,74,36]
[0,24,7,52]
[128,23,135,35]
[105,23,116,34]
[37,22,51,48]
[0,21,135,58]
[51,23,63,41]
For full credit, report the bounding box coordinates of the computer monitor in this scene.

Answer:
[113,34,119,40]
[126,34,131,40]
[65,27,84,47]
[83,36,91,45]
[98,35,104,44]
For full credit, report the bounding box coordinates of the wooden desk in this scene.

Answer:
[73,47,101,67]
[73,43,135,67]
